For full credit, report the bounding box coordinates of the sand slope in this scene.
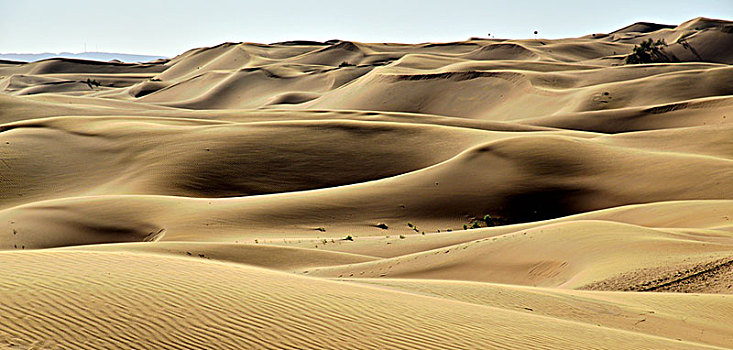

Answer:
[0,251,725,350]
[1,17,732,349]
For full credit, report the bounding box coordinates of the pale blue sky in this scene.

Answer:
[1,0,731,57]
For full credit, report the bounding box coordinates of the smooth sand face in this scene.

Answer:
[1,17,732,349]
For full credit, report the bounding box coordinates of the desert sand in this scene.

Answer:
[0,17,732,349]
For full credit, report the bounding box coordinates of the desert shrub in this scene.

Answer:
[344,235,353,241]
[483,214,495,227]
[625,39,667,64]
[84,78,102,89]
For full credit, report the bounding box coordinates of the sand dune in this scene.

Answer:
[356,279,733,348]
[0,251,724,349]
[304,220,733,289]
[1,17,732,349]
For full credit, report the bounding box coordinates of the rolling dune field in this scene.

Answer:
[1,17,732,349]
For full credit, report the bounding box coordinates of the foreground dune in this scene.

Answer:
[1,17,732,349]
[0,251,727,349]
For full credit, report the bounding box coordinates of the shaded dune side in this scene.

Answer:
[0,133,729,250]
[352,134,732,224]
[0,116,505,206]
[0,251,716,350]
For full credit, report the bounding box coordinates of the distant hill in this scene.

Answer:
[0,52,167,63]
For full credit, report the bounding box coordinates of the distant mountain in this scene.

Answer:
[0,52,167,63]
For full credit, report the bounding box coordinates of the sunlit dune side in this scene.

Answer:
[353,279,733,348]
[1,16,732,349]
[0,251,722,350]
[304,220,733,288]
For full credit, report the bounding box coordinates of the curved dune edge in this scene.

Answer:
[0,251,723,350]
[0,114,563,206]
[3,198,730,294]
[302,220,733,289]
[54,241,377,271]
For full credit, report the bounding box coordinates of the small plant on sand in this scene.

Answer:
[344,235,354,241]
[399,235,406,239]
[315,227,326,232]
[626,38,667,64]
[470,220,481,229]
[483,214,495,227]
[463,224,468,230]
[407,222,414,228]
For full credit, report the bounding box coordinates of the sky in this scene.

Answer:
[1,0,731,57]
